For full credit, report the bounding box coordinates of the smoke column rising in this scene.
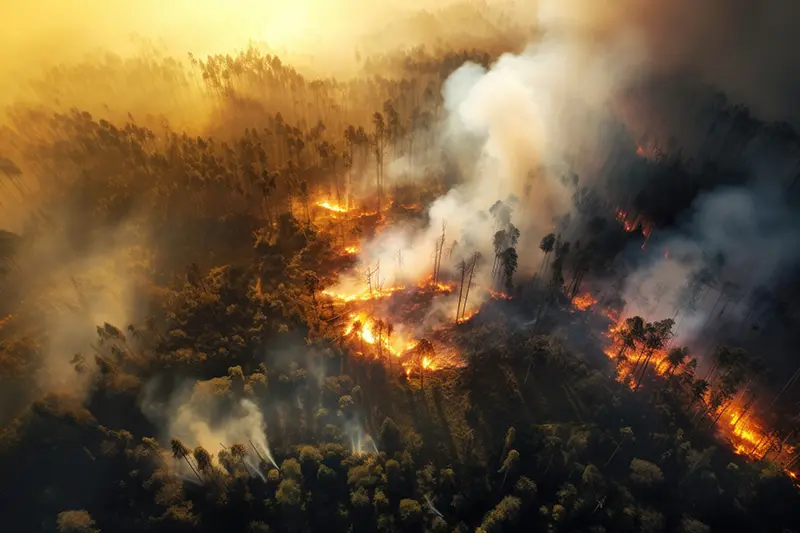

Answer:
[337,4,647,312]
[141,379,278,468]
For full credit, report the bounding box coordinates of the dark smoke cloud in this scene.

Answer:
[549,0,800,126]
[622,184,800,342]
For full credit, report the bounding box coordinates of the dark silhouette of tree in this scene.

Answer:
[499,449,520,488]
[171,438,203,483]
[666,347,690,378]
[500,247,518,292]
[633,319,674,391]
[193,446,213,475]
[539,233,556,277]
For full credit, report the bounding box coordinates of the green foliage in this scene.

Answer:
[478,496,522,533]
[276,478,303,509]
[398,498,422,525]
[629,458,664,487]
[379,417,403,457]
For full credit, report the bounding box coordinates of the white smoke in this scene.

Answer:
[344,420,379,455]
[336,5,649,318]
[140,378,278,467]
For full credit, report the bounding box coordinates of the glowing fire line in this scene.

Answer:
[317,201,349,213]
[597,308,798,482]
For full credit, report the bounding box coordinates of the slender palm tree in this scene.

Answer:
[193,446,213,474]
[171,438,203,483]
[666,347,690,377]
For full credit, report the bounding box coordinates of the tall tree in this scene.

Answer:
[539,233,556,278]
[171,438,203,483]
[633,318,675,391]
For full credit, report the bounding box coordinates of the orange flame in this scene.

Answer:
[602,311,795,479]
[332,277,467,377]
[572,292,598,311]
[489,290,511,300]
[457,310,480,324]
[322,285,406,303]
[317,201,349,213]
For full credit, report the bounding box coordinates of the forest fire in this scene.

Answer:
[5,2,800,530]
[456,309,479,324]
[322,285,407,303]
[572,292,598,311]
[316,201,349,213]
[602,311,797,481]
[324,274,470,379]
[615,208,654,240]
[339,307,464,378]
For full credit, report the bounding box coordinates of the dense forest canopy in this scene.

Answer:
[2,1,800,532]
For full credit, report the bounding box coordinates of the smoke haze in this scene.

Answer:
[3,0,800,435]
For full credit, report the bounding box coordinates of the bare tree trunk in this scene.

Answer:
[182,454,204,484]
[765,364,800,411]
[785,450,800,470]
[633,349,654,392]
[462,253,478,315]
[731,400,754,432]
[603,436,627,468]
[433,222,446,284]
[456,260,466,323]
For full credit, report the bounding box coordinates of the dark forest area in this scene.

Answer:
[2,2,800,533]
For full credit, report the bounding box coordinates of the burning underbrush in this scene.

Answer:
[322,275,496,380]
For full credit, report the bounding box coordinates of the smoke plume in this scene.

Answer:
[621,185,800,348]
[140,377,277,467]
[335,3,647,314]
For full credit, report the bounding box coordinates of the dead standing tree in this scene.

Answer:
[432,220,447,285]
[458,252,481,323]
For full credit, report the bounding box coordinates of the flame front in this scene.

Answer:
[328,277,468,378]
[317,201,349,213]
[601,309,798,482]
[322,285,406,303]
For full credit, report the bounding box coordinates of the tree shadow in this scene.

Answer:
[432,385,462,461]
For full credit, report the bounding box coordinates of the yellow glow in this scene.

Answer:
[0,0,474,77]
[258,4,312,49]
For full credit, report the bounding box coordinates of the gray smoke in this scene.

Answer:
[621,184,800,346]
